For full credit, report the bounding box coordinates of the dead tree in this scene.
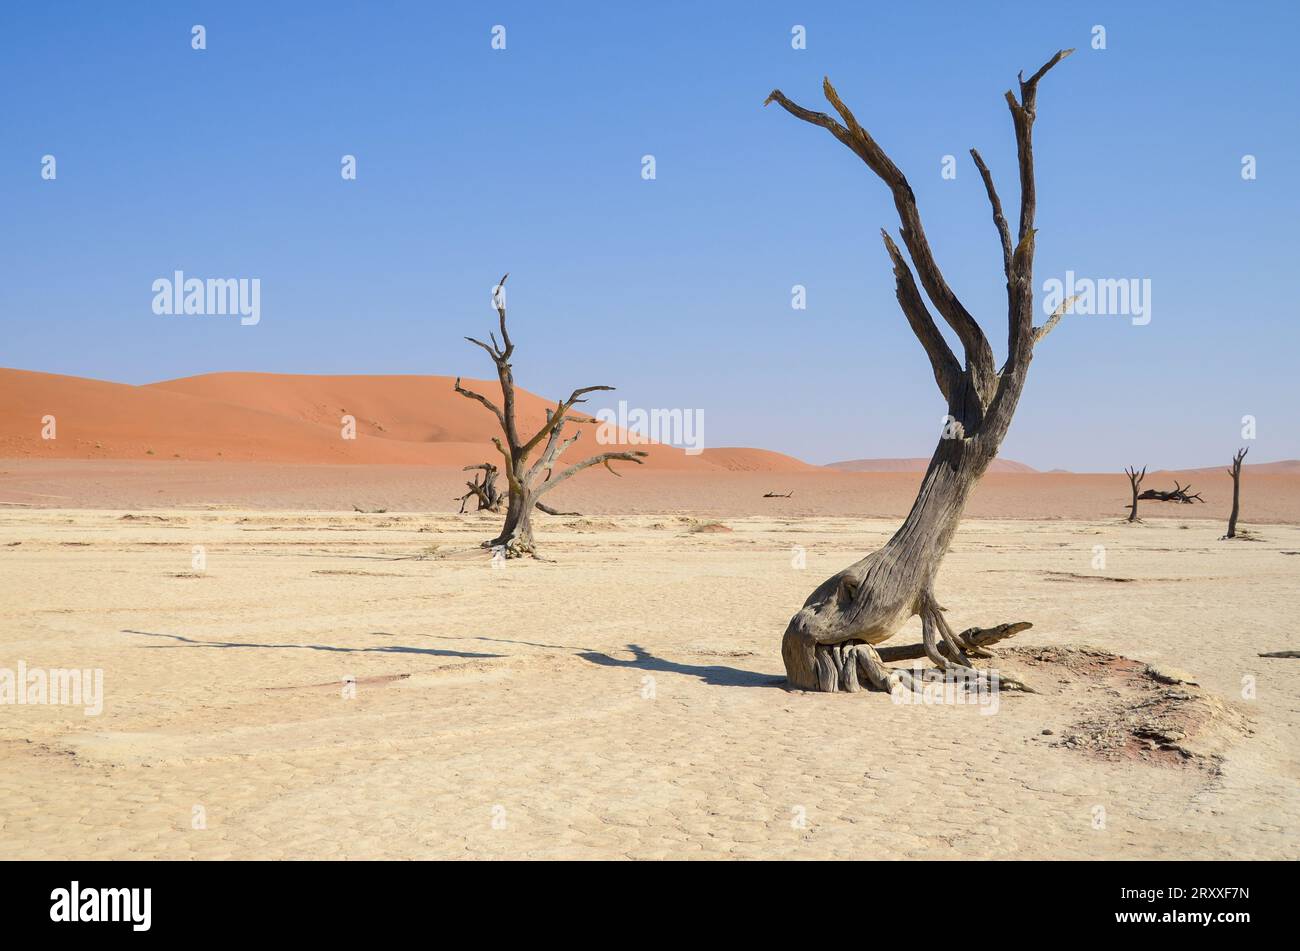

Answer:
[454,274,646,557]
[1137,481,1204,504]
[1125,465,1146,522]
[766,50,1076,693]
[456,462,582,517]
[456,464,503,514]
[1225,446,1248,538]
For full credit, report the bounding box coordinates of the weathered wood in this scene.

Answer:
[456,463,503,513]
[1137,481,1204,504]
[876,622,1032,662]
[1225,447,1247,538]
[1125,465,1146,522]
[454,275,646,556]
[767,50,1073,692]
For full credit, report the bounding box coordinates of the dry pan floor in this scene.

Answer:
[1,510,1296,859]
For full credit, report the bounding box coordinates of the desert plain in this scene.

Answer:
[1,370,1297,859]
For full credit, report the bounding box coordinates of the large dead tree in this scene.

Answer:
[1225,446,1248,538]
[1125,465,1146,522]
[454,275,646,557]
[766,50,1076,693]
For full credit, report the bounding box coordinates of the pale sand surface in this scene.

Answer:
[1,509,1296,859]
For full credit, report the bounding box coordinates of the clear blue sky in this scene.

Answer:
[3,1,1297,469]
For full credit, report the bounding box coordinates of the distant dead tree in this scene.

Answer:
[456,462,582,517]
[765,49,1075,693]
[1125,465,1146,522]
[1224,446,1248,538]
[454,274,646,557]
[1138,481,1204,504]
[456,463,502,514]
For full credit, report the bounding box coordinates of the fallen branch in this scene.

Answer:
[535,501,581,516]
[1137,481,1204,504]
[877,621,1032,662]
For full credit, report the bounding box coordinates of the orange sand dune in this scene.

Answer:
[696,447,819,472]
[1159,460,1300,477]
[0,369,811,473]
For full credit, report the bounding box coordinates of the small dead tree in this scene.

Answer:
[1225,446,1248,538]
[766,50,1076,693]
[454,274,646,557]
[456,463,503,514]
[456,462,581,517]
[1125,465,1146,522]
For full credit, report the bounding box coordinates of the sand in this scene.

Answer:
[1,508,1296,859]
[2,367,1296,859]
[4,458,1300,525]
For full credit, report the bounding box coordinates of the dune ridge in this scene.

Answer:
[0,369,812,472]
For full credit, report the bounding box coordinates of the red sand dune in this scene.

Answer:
[0,369,812,472]
[826,456,1038,474]
[1168,460,1300,476]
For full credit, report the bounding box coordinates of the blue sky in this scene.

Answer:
[3,1,1297,469]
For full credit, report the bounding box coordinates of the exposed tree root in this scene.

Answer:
[482,534,536,560]
[807,620,1036,695]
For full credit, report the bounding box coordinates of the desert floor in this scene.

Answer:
[5,458,1300,523]
[1,507,1296,860]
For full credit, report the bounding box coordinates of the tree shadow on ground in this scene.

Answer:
[578,643,785,689]
[123,629,501,659]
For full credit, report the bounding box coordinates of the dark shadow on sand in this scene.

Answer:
[578,643,784,689]
[123,629,502,659]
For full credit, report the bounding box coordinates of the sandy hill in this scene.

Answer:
[1164,459,1300,476]
[825,456,1038,474]
[0,369,815,472]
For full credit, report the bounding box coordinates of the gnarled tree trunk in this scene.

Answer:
[767,50,1076,693]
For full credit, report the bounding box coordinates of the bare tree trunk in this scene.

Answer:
[1225,447,1247,538]
[493,482,536,555]
[767,49,1076,692]
[1125,465,1146,522]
